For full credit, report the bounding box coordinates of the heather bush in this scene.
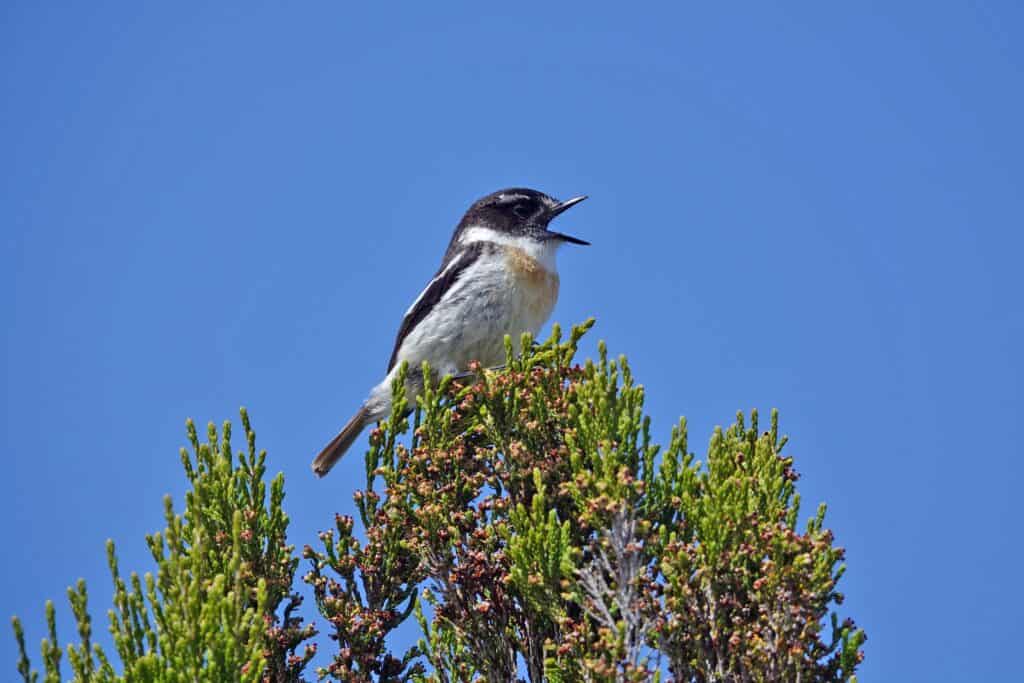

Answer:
[13,321,865,681]
[12,411,316,682]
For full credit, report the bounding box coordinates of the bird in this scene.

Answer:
[311,187,589,477]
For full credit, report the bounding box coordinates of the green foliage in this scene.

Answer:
[12,409,315,682]
[501,469,576,628]
[302,364,424,681]
[13,322,866,682]
[654,411,865,680]
[309,321,866,681]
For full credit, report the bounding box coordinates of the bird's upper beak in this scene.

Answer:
[545,195,589,245]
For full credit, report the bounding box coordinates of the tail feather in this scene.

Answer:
[312,406,370,478]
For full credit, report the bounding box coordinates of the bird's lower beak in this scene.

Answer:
[547,230,590,245]
[546,195,589,245]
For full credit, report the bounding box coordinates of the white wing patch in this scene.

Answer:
[404,252,463,317]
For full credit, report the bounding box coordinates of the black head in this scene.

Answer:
[455,187,589,246]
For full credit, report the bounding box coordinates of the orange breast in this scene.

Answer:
[505,246,560,322]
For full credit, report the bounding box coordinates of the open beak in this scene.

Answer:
[546,195,590,245]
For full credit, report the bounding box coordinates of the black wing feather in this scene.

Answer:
[386,243,483,372]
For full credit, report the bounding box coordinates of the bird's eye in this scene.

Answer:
[513,204,532,219]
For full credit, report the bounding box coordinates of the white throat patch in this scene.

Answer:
[458,226,559,272]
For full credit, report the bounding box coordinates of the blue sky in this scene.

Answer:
[2,2,1022,680]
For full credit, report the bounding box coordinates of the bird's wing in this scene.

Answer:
[386,243,482,373]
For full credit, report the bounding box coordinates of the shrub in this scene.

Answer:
[13,322,865,681]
